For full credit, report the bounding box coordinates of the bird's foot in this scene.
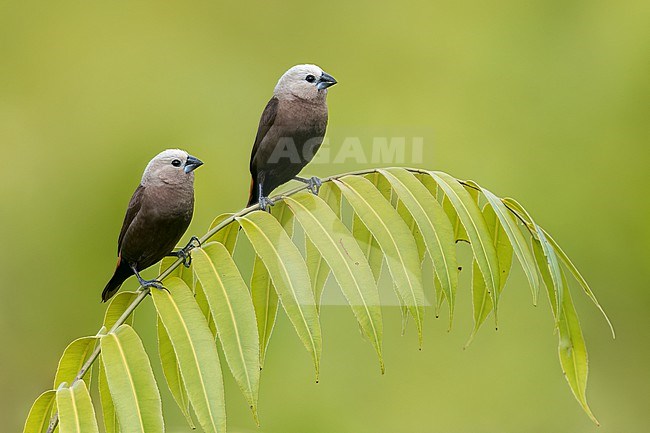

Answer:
[296,176,322,196]
[172,236,202,267]
[259,196,275,212]
[139,277,168,293]
[169,249,192,268]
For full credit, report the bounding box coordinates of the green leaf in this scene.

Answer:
[208,213,239,254]
[352,172,392,283]
[194,277,217,336]
[23,390,56,433]
[539,228,615,338]
[306,236,331,309]
[334,175,426,344]
[285,193,384,372]
[318,182,343,216]
[467,204,514,344]
[250,254,279,367]
[54,337,97,389]
[426,171,500,322]
[379,168,458,326]
[98,357,119,433]
[557,270,597,424]
[100,325,164,433]
[305,182,342,307]
[103,291,138,330]
[477,185,540,305]
[159,256,194,290]
[442,195,469,243]
[352,213,384,283]
[533,240,558,319]
[533,242,597,423]
[157,317,195,429]
[364,171,393,202]
[56,380,99,433]
[271,201,295,235]
[396,200,427,262]
[192,243,261,419]
[237,210,322,377]
[536,226,564,321]
[151,277,227,433]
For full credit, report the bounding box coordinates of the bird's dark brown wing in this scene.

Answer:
[249,96,279,172]
[117,184,145,253]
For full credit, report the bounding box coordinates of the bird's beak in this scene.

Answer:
[317,71,337,90]
[184,155,204,173]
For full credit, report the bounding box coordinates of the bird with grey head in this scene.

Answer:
[102,149,204,302]
[247,64,337,210]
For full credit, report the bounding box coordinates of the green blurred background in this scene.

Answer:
[1,0,649,431]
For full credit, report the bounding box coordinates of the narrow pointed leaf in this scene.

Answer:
[237,210,321,377]
[477,185,540,305]
[427,171,500,322]
[318,182,343,216]
[540,228,615,338]
[533,242,597,423]
[350,174,386,283]
[195,277,217,335]
[100,325,164,433]
[468,204,513,344]
[432,272,445,317]
[157,318,195,429]
[536,226,564,319]
[23,390,56,433]
[208,213,239,254]
[306,182,341,307]
[192,244,260,418]
[54,337,97,389]
[334,175,425,343]
[159,256,193,290]
[56,381,99,433]
[442,195,469,243]
[285,193,384,372]
[306,237,331,309]
[379,168,458,325]
[396,200,427,262]
[98,357,119,433]
[250,255,279,367]
[103,291,138,330]
[151,277,226,433]
[557,270,597,424]
[271,201,295,235]
[352,213,384,282]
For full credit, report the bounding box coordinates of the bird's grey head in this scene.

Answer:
[141,149,204,187]
[273,64,337,101]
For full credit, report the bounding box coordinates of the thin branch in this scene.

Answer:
[45,166,529,432]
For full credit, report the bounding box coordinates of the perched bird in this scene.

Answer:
[102,149,204,302]
[247,64,337,209]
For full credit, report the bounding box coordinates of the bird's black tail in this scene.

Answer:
[247,177,259,207]
[102,259,132,302]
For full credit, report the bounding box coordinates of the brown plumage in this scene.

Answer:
[248,64,337,209]
[102,149,203,302]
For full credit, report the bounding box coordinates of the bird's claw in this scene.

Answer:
[175,236,202,267]
[174,249,192,268]
[295,176,322,196]
[307,176,322,195]
[141,278,167,291]
[259,196,275,212]
[187,236,202,250]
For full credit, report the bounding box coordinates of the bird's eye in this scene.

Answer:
[172,159,182,167]
[305,74,316,83]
